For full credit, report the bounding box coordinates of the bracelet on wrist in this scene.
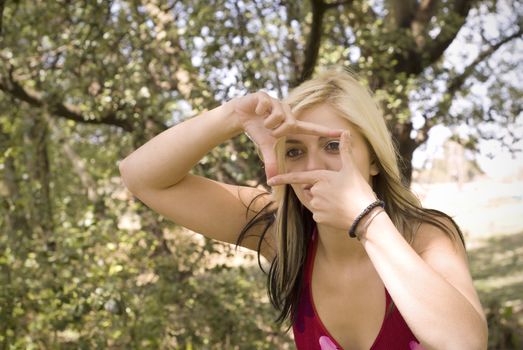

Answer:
[348,199,385,239]
[356,207,385,240]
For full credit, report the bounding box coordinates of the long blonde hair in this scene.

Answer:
[238,67,464,326]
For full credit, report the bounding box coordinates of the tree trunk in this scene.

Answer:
[25,114,54,248]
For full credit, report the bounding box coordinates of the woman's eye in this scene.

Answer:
[285,148,303,158]
[325,140,340,152]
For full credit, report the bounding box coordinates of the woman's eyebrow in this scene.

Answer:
[285,136,336,144]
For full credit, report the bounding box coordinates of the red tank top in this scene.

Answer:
[292,229,426,350]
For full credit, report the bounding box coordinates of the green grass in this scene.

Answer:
[468,230,523,349]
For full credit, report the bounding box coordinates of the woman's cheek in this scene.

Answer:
[283,159,302,173]
[291,185,311,209]
[327,156,343,172]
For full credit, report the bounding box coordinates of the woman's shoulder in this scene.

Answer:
[410,210,465,257]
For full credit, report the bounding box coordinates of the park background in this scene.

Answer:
[0,0,522,349]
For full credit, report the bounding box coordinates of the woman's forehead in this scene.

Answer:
[296,104,351,128]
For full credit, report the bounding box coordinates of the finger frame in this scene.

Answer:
[339,130,356,168]
[272,119,344,138]
[263,104,286,129]
[340,130,352,153]
[254,92,273,116]
[267,170,329,186]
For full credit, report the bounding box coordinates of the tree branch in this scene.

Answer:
[418,28,523,144]
[411,0,440,49]
[294,0,327,86]
[425,0,474,65]
[447,28,523,94]
[281,0,303,85]
[0,64,135,131]
[389,0,417,28]
[294,0,353,86]
[0,0,5,36]
[391,0,474,76]
[324,0,352,9]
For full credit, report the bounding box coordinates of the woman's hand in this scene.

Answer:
[232,92,343,179]
[267,131,377,230]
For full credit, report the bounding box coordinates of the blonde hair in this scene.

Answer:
[239,67,464,326]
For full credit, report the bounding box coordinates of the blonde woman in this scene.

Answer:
[119,68,488,349]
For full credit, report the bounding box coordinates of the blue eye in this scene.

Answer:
[285,148,303,158]
[325,140,340,152]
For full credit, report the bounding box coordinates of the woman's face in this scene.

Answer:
[283,103,378,207]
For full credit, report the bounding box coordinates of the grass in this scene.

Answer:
[467,230,523,349]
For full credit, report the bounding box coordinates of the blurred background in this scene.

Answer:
[0,0,521,349]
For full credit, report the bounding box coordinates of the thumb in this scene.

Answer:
[258,143,278,180]
[340,130,354,168]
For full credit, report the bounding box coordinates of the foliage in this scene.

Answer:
[0,0,521,348]
[485,299,522,349]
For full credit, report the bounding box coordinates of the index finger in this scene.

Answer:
[267,170,328,186]
[257,143,278,180]
[273,120,344,138]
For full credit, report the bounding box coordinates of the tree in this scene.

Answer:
[1,1,521,183]
[0,0,521,348]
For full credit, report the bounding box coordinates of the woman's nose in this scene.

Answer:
[304,153,325,171]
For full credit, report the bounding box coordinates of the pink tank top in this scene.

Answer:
[292,229,425,350]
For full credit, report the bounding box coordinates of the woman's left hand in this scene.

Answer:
[267,131,377,230]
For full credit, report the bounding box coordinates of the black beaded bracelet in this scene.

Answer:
[348,199,385,238]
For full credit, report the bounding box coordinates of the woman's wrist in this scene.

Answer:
[211,99,244,138]
[348,199,385,239]
[355,207,385,239]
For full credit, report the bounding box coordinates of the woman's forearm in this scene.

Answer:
[360,215,488,349]
[119,101,241,192]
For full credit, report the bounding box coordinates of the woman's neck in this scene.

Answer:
[316,223,369,265]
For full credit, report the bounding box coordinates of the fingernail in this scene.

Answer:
[267,178,276,186]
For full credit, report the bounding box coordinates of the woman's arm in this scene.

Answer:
[120,102,240,190]
[119,93,340,259]
[119,98,276,258]
[359,214,488,349]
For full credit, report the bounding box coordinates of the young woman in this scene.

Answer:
[119,68,488,349]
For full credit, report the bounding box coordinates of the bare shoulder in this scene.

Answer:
[411,212,486,321]
[411,212,465,257]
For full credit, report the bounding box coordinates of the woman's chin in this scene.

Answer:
[296,192,313,209]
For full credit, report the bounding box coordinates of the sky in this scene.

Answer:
[412,0,523,180]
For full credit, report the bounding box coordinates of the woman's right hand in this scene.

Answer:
[231,92,343,179]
